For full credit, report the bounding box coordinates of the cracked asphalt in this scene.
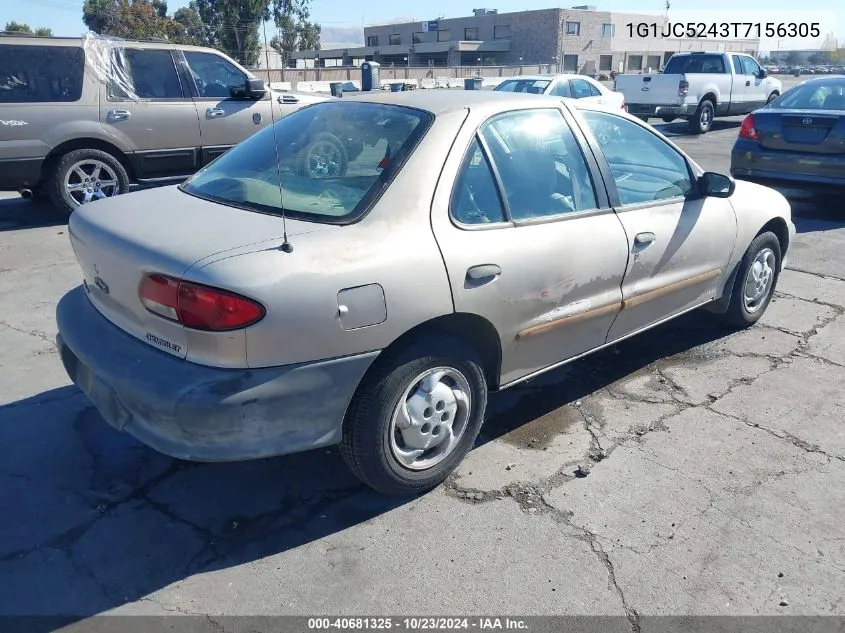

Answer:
[1,122,844,626]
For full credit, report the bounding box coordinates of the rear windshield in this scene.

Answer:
[495,79,551,94]
[773,81,845,111]
[663,54,726,74]
[181,101,433,223]
[0,45,85,103]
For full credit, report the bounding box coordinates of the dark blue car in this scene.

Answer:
[731,76,845,191]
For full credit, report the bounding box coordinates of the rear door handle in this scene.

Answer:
[278,94,299,104]
[206,107,225,118]
[634,232,656,246]
[106,109,130,122]
[466,264,502,280]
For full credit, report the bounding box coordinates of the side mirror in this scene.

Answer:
[700,172,735,198]
[230,78,267,100]
[758,68,768,78]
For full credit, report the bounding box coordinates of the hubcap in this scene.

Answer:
[389,367,472,471]
[307,141,341,178]
[743,247,776,313]
[65,159,119,206]
[701,108,711,127]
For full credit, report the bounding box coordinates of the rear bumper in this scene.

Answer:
[0,157,43,190]
[730,141,845,190]
[625,103,696,118]
[56,285,379,462]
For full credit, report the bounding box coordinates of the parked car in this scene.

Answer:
[615,51,783,134]
[494,73,626,109]
[731,76,845,190]
[0,33,330,214]
[56,91,794,496]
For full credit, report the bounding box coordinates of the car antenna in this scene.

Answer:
[263,20,293,253]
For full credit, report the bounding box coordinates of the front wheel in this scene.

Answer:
[689,100,715,134]
[720,231,782,328]
[339,336,488,497]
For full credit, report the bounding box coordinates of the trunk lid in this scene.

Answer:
[67,185,330,358]
[756,109,845,154]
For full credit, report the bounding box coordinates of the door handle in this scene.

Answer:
[634,232,656,246]
[466,264,502,280]
[107,109,130,122]
[278,94,299,104]
[206,107,225,118]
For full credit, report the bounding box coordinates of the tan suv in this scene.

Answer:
[0,33,329,214]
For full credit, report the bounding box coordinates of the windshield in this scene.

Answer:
[494,79,551,94]
[772,81,845,110]
[181,101,433,223]
[663,54,726,74]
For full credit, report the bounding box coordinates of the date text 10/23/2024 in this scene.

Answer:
[626,22,821,39]
[308,618,529,631]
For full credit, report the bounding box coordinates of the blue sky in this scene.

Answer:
[3,0,842,52]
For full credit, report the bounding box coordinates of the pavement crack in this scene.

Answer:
[0,319,53,345]
[785,267,845,283]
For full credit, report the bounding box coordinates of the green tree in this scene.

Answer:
[270,0,321,66]
[172,3,207,46]
[195,0,270,67]
[807,52,822,65]
[5,21,33,33]
[34,27,53,36]
[785,51,800,66]
[82,0,201,43]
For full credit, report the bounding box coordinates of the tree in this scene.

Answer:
[195,0,270,67]
[821,32,838,51]
[807,52,822,65]
[270,0,321,67]
[785,51,800,65]
[82,0,204,44]
[4,21,52,36]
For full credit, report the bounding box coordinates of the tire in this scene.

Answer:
[47,148,129,216]
[688,99,715,134]
[634,114,650,122]
[662,116,676,123]
[719,231,782,329]
[339,335,488,497]
[766,92,779,105]
[298,132,348,179]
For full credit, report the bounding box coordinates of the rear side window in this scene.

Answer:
[0,45,84,103]
[663,54,726,74]
[109,49,184,100]
[495,79,551,94]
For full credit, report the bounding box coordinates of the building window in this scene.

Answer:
[366,35,378,47]
[562,54,578,72]
[647,55,661,70]
[599,54,613,71]
[389,34,401,45]
[628,55,643,71]
[494,25,511,39]
[413,32,424,44]
[438,29,451,42]
[566,21,580,35]
[464,27,479,40]
[601,23,614,37]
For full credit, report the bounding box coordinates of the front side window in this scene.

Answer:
[582,111,693,205]
[184,51,247,98]
[110,49,183,99]
[0,45,84,103]
[451,138,507,225]
[479,109,598,220]
[181,102,433,223]
[549,81,572,97]
[741,56,762,76]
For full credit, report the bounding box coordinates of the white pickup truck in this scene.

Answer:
[614,51,783,134]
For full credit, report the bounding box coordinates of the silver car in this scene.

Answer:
[56,91,795,496]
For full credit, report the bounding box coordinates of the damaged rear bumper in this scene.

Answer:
[56,286,378,462]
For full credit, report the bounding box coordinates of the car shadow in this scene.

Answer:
[778,191,845,233]
[652,119,742,137]
[0,308,735,626]
[0,195,67,231]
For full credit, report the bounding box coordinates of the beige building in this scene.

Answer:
[290,6,759,73]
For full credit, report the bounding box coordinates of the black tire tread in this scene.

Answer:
[688,99,714,135]
[720,231,781,329]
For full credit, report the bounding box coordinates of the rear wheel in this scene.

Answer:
[48,148,129,216]
[339,335,488,497]
[688,100,715,134]
[720,231,781,328]
[766,91,779,104]
[662,116,676,123]
[299,132,348,179]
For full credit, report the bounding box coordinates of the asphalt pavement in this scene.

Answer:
[0,119,843,628]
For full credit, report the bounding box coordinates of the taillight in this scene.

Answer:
[678,78,689,97]
[140,274,265,331]
[739,114,759,141]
